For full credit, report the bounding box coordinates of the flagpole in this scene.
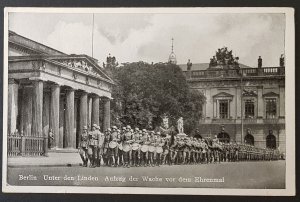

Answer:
[240,72,244,143]
[92,13,94,57]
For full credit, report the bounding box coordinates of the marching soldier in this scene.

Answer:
[88,124,98,168]
[183,137,191,164]
[162,135,171,165]
[155,132,164,166]
[122,125,133,168]
[109,126,119,167]
[148,131,156,167]
[96,125,105,167]
[170,136,179,165]
[132,128,142,167]
[79,126,89,167]
[117,128,124,167]
[140,129,150,167]
[102,128,111,166]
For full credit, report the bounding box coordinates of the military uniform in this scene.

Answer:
[95,126,105,167]
[122,126,133,168]
[79,126,89,167]
[148,132,156,167]
[140,130,150,166]
[109,126,119,167]
[103,129,111,166]
[88,124,98,168]
[132,128,141,166]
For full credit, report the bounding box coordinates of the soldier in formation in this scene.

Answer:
[78,125,281,168]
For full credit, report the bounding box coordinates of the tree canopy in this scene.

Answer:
[107,61,205,135]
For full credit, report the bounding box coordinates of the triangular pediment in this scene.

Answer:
[263,92,279,97]
[213,92,233,98]
[48,55,114,83]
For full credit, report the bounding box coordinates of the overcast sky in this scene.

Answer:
[9,12,285,67]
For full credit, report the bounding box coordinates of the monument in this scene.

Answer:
[177,117,187,137]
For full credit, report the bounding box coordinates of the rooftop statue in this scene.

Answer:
[209,47,239,68]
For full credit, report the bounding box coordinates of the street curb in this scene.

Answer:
[8,163,82,168]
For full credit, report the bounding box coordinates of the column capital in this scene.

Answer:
[8,78,18,84]
[50,82,61,87]
[279,84,285,88]
[90,93,100,98]
[65,87,76,92]
[101,96,111,101]
[257,86,263,89]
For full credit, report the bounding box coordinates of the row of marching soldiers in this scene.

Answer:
[79,124,281,168]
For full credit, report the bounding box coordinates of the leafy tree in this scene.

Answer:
[108,61,206,135]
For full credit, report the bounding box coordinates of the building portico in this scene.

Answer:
[8,31,114,156]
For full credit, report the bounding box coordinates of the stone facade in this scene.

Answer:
[7,31,114,153]
[182,61,285,153]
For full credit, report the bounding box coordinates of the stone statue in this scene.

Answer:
[177,117,184,134]
[187,59,192,71]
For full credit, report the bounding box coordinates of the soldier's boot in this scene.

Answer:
[114,156,118,167]
[83,159,88,167]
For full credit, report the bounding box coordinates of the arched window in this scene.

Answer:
[266,134,276,149]
[245,134,254,145]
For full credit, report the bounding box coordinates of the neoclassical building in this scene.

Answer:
[7,31,114,156]
[180,48,285,153]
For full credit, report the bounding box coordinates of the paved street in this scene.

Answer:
[7,160,285,189]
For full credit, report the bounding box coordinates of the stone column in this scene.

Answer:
[279,85,285,118]
[42,92,50,155]
[59,96,64,148]
[257,86,264,118]
[87,96,92,130]
[50,84,60,148]
[32,80,43,137]
[21,86,32,137]
[92,95,100,126]
[103,97,111,131]
[8,79,18,135]
[65,88,75,148]
[79,92,88,135]
[74,98,78,147]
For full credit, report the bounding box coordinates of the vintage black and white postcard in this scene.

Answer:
[2,7,295,195]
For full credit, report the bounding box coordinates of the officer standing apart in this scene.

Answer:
[79,126,89,167]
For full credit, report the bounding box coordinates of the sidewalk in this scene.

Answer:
[7,150,82,168]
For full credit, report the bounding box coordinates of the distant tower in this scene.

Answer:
[168,38,177,64]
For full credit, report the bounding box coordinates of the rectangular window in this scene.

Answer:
[219,100,229,119]
[245,100,255,118]
[266,98,277,119]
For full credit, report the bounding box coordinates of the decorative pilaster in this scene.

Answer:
[50,84,60,148]
[279,85,285,118]
[32,80,43,137]
[257,86,264,118]
[65,88,75,148]
[103,97,111,132]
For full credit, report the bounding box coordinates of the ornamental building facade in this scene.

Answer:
[180,48,285,153]
[7,31,114,156]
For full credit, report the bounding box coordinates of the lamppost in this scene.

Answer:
[240,70,246,143]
